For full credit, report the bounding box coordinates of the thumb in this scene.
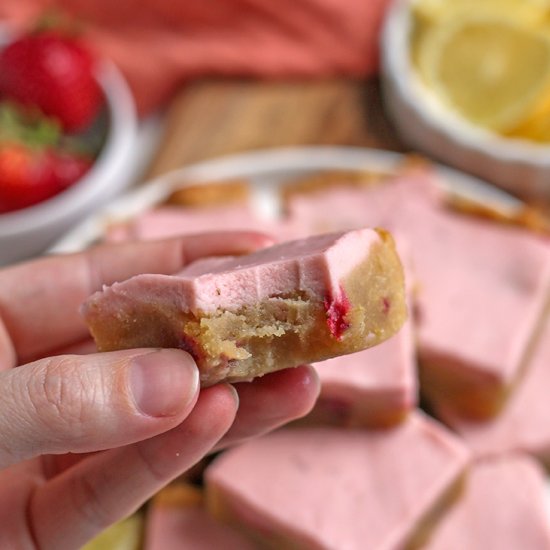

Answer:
[0,349,199,468]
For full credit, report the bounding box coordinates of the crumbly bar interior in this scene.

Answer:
[88,234,406,387]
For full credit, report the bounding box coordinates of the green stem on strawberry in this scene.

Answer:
[0,102,61,150]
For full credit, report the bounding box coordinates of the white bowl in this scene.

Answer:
[381,0,550,202]
[0,61,137,266]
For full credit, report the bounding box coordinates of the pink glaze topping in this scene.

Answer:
[286,170,443,237]
[144,503,254,550]
[105,204,303,244]
[106,204,259,242]
[84,229,383,316]
[438,311,550,460]
[406,199,550,383]
[205,413,469,550]
[425,456,550,550]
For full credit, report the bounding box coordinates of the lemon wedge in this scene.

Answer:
[416,16,550,133]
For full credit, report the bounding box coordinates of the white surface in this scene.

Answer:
[381,0,550,200]
[0,61,138,266]
[51,145,521,254]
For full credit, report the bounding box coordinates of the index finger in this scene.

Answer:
[0,231,272,365]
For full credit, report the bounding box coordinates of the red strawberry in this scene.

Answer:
[0,144,92,213]
[0,32,102,132]
[0,144,58,212]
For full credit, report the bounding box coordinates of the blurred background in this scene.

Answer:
[4,2,550,549]
[7,0,550,264]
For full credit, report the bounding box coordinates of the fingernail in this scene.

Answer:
[129,350,199,417]
[225,384,240,408]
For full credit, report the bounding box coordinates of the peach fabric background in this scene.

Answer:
[0,0,389,114]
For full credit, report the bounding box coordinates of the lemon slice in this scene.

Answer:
[416,16,550,133]
[413,0,550,27]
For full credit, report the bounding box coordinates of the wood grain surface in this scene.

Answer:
[145,78,408,178]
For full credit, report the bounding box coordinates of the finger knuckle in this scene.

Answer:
[27,357,97,437]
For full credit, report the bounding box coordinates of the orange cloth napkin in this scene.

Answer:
[0,0,390,115]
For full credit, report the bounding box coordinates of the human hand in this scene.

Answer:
[0,233,320,549]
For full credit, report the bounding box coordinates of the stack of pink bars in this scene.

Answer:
[85,166,550,549]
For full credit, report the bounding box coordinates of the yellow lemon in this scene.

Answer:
[413,0,550,27]
[82,514,142,550]
[416,15,550,133]
[508,99,550,141]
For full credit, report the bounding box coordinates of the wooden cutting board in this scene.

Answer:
[145,77,408,179]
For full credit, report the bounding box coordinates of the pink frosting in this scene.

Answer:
[106,205,259,242]
[205,413,469,550]
[144,504,254,550]
[287,171,550,384]
[85,229,382,315]
[425,456,550,550]
[408,202,550,384]
[438,310,550,460]
[105,204,303,244]
[286,172,443,237]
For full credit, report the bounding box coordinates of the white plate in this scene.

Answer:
[50,145,522,254]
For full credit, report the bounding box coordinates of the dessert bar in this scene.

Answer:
[83,229,407,386]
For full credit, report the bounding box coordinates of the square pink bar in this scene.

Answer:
[144,500,254,550]
[287,171,550,412]
[310,316,416,427]
[436,310,550,460]
[205,412,469,550]
[424,456,550,550]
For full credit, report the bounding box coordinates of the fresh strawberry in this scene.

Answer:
[0,144,58,212]
[0,144,92,213]
[0,31,102,132]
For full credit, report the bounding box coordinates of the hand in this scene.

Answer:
[0,233,320,549]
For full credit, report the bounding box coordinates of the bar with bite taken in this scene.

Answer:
[83,228,407,386]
